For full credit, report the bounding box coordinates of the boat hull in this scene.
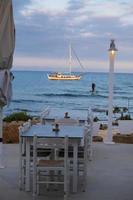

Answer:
[47,74,81,80]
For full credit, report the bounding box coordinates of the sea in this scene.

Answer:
[4,71,133,121]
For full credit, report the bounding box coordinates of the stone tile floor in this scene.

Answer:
[0,143,133,200]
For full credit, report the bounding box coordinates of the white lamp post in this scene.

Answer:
[105,39,117,144]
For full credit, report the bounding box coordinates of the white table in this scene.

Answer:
[21,124,84,193]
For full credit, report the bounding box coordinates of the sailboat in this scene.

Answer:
[47,44,82,80]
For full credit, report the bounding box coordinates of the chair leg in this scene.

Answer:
[19,157,22,190]
[82,168,86,192]
[37,172,39,195]
[19,159,25,190]
[46,170,50,191]
[64,193,68,200]
[19,169,22,190]
[33,168,37,200]
[64,169,69,200]
[22,164,25,190]
[19,136,23,190]
[88,146,92,161]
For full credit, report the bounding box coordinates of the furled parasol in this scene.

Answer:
[0,0,15,168]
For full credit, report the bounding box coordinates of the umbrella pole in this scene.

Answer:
[0,107,4,168]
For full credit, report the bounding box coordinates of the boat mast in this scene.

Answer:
[69,43,72,75]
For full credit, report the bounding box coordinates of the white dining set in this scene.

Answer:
[18,116,93,200]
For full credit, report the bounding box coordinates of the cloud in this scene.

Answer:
[12,0,133,72]
[12,0,30,9]
[87,1,133,26]
[67,0,87,10]
[20,0,68,17]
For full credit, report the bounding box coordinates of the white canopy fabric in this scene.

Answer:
[0,0,15,106]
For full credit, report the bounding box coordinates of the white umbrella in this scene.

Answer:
[0,0,15,168]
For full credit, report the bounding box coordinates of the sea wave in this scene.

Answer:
[35,93,89,98]
[92,108,107,113]
[114,91,130,95]
[6,108,39,114]
[114,96,133,100]
[14,108,38,113]
[12,99,43,103]
[35,93,108,98]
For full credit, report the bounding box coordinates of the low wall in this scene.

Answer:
[3,122,22,143]
[113,134,133,144]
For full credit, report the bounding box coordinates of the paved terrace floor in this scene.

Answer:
[0,143,133,200]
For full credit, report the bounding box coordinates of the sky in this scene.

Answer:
[12,0,133,72]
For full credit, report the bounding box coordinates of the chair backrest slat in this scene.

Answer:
[33,136,68,150]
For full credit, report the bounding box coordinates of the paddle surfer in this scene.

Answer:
[92,83,96,93]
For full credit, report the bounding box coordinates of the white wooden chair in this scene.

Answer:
[78,123,92,191]
[56,122,92,192]
[32,135,70,200]
[70,125,89,192]
[23,119,32,131]
[79,129,88,191]
[84,122,93,161]
[19,121,32,190]
[85,107,93,160]
[19,124,52,191]
[39,106,50,124]
[19,126,26,190]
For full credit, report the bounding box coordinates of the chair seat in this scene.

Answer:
[38,159,64,167]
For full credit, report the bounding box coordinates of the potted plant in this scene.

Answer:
[92,116,100,136]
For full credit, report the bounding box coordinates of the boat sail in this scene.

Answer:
[47,44,82,80]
